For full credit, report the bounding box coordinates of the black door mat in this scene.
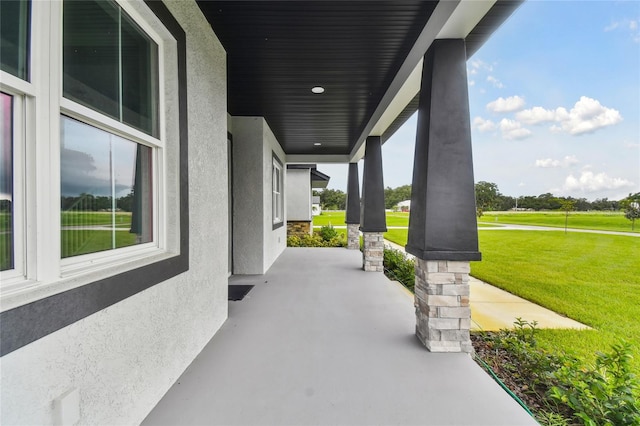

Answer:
[228,285,254,301]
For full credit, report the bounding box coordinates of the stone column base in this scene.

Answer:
[362,232,384,272]
[414,259,473,353]
[347,224,360,250]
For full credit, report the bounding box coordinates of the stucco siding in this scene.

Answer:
[0,1,229,424]
[263,124,287,272]
[286,169,312,221]
[231,117,266,274]
[230,117,286,274]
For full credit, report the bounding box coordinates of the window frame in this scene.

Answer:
[272,152,284,229]
[0,0,190,357]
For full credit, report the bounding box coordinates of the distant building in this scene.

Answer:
[397,200,411,212]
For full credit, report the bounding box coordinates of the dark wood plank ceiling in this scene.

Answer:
[197,1,438,156]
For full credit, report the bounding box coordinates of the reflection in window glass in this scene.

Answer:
[63,0,158,136]
[60,116,152,258]
[0,0,30,80]
[0,93,13,270]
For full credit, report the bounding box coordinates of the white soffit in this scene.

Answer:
[437,0,497,39]
[357,0,497,161]
[369,58,423,137]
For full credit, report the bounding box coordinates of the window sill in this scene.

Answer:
[0,248,177,313]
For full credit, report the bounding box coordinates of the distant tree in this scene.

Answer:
[319,189,346,210]
[475,181,500,211]
[559,199,576,233]
[117,191,134,212]
[621,192,640,231]
[384,185,411,209]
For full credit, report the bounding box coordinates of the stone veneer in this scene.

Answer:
[287,221,311,237]
[362,232,384,272]
[347,224,360,250]
[414,259,473,353]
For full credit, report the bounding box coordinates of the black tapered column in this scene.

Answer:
[345,162,361,249]
[360,136,386,271]
[408,39,478,353]
[406,39,480,261]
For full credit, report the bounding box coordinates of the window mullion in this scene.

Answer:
[33,0,62,282]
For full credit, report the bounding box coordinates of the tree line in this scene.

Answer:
[60,192,135,212]
[313,182,638,214]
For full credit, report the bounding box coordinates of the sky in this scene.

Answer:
[319,0,640,202]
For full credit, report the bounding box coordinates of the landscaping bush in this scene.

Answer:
[383,248,415,292]
[286,225,346,248]
[549,342,640,426]
[473,320,640,426]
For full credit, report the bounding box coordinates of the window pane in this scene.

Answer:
[0,93,14,270]
[63,0,159,137]
[121,13,159,136]
[60,116,152,258]
[0,0,30,80]
[63,0,120,121]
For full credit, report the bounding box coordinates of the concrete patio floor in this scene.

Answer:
[143,248,536,426]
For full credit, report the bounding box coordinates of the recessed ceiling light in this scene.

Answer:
[314,142,322,146]
[311,86,325,94]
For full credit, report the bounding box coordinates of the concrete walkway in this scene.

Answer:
[143,248,536,426]
[383,240,591,331]
[479,223,640,237]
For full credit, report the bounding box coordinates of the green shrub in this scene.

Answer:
[318,224,339,241]
[549,342,640,426]
[383,248,415,292]
[475,320,640,426]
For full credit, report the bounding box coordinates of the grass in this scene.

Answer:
[479,211,638,233]
[61,230,138,257]
[313,210,411,227]
[62,211,132,227]
[384,227,640,373]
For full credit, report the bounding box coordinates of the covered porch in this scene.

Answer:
[143,248,535,425]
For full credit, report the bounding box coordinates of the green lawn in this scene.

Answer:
[384,227,640,373]
[62,211,132,227]
[312,210,411,227]
[479,211,638,233]
[62,230,138,258]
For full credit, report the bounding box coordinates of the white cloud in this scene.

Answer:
[487,75,504,89]
[535,155,579,168]
[515,96,622,135]
[469,59,493,73]
[560,171,634,193]
[604,18,640,42]
[604,22,619,32]
[499,118,531,140]
[473,117,496,132]
[516,106,557,124]
[469,80,475,87]
[486,96,525,113]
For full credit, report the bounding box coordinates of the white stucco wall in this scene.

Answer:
[231,117,287,274]
[231,117,265,274]
[262,124,287,273]
[0,1,229,424]
[286,169,312,221]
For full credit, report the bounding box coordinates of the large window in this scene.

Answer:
[0,0,173,295]
[61,0,158,259]
[272,154,284,228]
[0,0,188,357]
